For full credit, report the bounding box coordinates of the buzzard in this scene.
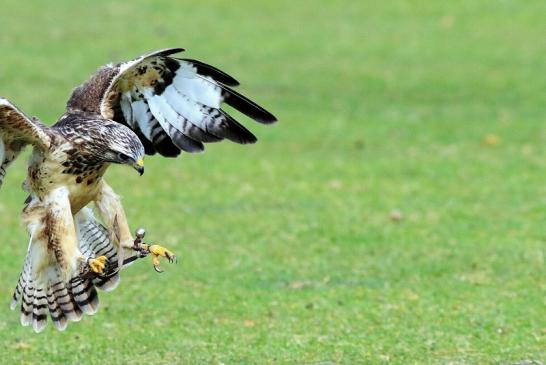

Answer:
[1,48,276,332]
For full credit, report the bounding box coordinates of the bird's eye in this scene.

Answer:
[118,153,131,162]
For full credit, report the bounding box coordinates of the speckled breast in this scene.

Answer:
[26,148,108,214]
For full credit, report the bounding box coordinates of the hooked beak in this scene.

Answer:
[133,158,145,176]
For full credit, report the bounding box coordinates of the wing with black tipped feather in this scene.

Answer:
[67,48,277,157]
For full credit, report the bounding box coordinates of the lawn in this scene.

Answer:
[0,1,545,364]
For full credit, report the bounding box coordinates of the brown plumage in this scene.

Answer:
[1,48,276,332]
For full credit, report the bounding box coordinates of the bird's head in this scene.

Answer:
[98,122,146,175]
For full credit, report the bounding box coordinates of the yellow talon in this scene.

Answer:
[88,256,107,274]
[147,244,176,273]
[148,244,174,258]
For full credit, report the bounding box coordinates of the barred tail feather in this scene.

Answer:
[11,207,143,332]
[46,286,67,331]
[13,264,93,332]
[31,288,48,333]
[20,283,34,327]
[11,240,32,310]
[69,276,99,315]
[50,279,83,323]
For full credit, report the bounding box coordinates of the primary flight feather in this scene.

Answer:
[1,48,276,332]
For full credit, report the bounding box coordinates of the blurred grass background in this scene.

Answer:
[0,0,545,364]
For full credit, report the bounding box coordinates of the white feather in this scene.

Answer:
[145,90,196,138]
[173,62,222,108]
[162,86,208,129]
[148,93,182,130]
[120,93,134,129]
[0,98,14,107]
[131,100,152,140]
[143,89,173,134]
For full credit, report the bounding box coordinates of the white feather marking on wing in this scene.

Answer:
[131,100,152,140]
[146,92,189,136]
[143,89,172,134]
[162,86,208,129]
[120,92,134,128]
[172,62,223,108]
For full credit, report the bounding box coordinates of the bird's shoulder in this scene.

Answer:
[66,65,120,115]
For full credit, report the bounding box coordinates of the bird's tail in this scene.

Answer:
[10,207,139,332]
[10,240,87,332]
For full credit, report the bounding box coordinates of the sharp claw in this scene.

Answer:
[139,243,177,272]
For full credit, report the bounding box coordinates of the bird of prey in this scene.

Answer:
[1,48,276,332]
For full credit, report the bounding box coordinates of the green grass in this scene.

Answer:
[0,0,545,364]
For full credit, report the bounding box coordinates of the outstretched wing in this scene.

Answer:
[67,48,277,157]
[0,98,51,186]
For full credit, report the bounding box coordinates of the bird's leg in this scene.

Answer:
[130,228,177,273]
[94,181,133,246]
[94,181,137,271]
[94,181,177,273]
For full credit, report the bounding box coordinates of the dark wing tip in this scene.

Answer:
[222,86,278,125]
[220,111,258,144]
[242,134,258,144]
[158,47,186,55]
[255,110,278,124]
[179,58,240,87]
[144,48,186,59]
[169,127,205,153]
[168,57,278,124]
